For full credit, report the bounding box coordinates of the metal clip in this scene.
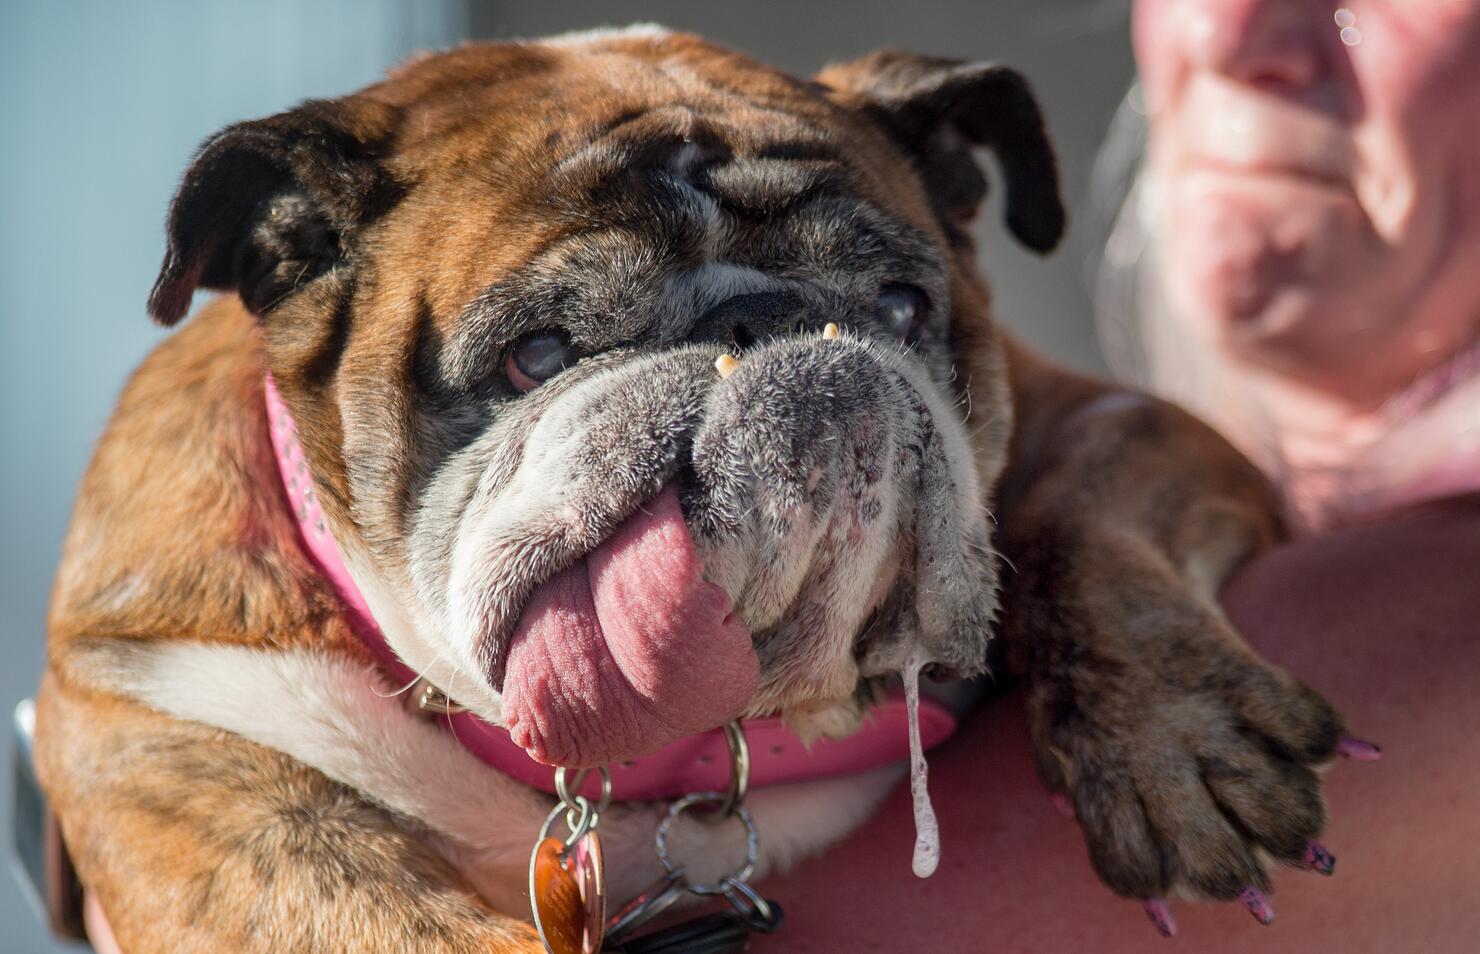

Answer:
[411,679,467,716]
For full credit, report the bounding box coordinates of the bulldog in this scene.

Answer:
[35,26,1363,952]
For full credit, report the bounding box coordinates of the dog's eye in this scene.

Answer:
[506,330,578,392]
[877,284,929,343]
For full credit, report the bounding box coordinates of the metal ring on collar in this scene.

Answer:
[716,720,750,820]
[689,720,753,824]
[654,792,759,895]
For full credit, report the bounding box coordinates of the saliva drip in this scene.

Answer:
[902,655,939,878]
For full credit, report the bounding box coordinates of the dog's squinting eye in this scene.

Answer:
[506,330,579,392]
[877,284,929,343]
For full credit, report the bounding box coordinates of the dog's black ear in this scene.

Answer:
[818,51,1065,253]
[148,98,400,326]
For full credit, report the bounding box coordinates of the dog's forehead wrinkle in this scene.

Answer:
[696,156,847,220]
[432,155,946,383]
[548,104,703,183]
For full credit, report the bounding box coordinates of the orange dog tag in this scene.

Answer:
[531,833,605,954]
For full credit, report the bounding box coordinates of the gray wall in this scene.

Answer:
[0,2,1128,949]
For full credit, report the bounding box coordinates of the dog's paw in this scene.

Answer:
[1022,609,1376,932]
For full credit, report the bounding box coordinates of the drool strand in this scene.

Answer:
[902,656,940,878]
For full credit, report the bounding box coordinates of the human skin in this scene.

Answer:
[1135,0,1480,407]
[765,494,1480,952]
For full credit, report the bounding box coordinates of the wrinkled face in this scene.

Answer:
[150,30,1063,768]
[1137,0,1480,402]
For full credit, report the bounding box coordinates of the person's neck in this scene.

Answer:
[1224,335,1480,530]
[1241,370,1387,477]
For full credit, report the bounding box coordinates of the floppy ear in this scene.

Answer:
[147,98,401,326]
[817,51,1065,253]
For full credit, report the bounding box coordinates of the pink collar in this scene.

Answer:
[264,376,956,801]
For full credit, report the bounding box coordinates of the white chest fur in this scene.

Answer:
[107,642,902,914]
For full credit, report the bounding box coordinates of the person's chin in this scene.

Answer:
[1168,259,1306,343]
[1166,262,1366,388]
[1167,171,1365,329]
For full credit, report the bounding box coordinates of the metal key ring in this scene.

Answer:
[655,792,759,895]
[560,795,596,850]
[721,877,782,933]
[555,766,612,816]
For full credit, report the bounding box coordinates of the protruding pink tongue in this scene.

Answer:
[501,485,759,767]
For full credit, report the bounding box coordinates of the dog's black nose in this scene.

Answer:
[696,291,810,352]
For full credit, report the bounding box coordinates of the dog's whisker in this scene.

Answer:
[987,544,1018,574]
[371,671,426,700]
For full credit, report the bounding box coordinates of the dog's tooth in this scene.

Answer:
[715,354,741,379]
[822,322,840,340]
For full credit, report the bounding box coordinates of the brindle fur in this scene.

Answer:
[38,29,1344,951]
[995,348,1342,901]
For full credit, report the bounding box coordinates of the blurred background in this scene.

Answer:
[1,1,1131,948]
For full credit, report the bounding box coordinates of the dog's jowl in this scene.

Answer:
[36,26,1351,952]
